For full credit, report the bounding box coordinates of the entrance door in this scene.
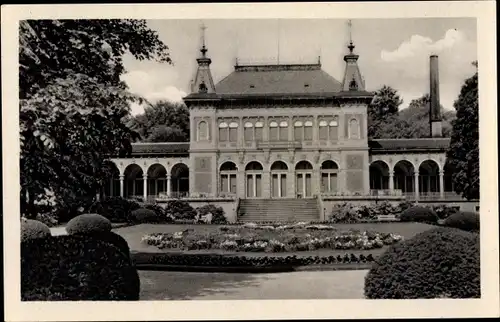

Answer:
[271,173,287,198]
[296,173,312,198]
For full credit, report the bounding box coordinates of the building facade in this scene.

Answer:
[106,36,478,221]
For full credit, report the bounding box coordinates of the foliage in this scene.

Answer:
[364,227,480,298]
[21,219,52,242]
[165,199,197,220]
[368,85,403,138]
[432,204,460,220]
[142,226,403,253]
[86,232,132,260]
[129,100,190,142]
[21,235,140,300]
[65,213,112,234]
[446,70,479,200]
[20,19,170,218]
[89,197,140,222]
[328,202,400,223]
[444,211,479,232]
[196,204,227,224]
[143,203,166,218]
[399,206,439,223]
[129,208,162,223]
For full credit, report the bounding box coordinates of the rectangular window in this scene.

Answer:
[255,174,262,197]
[329,174,338,192]
[255,127,263,141]
[221,175,229,193]
[279,127,288,141]
[219,128,228,142]
[272,174,279,197]
[229,128,238,142]
[280,174,287,197]
[304,126,313,140]
[321,173,329,192]
[246,175,253,197]
[269,127,278,141]
[294,126,302,141]
[329,126,338,141]
[244,127,253,141]
[230,174,237,193]
[319,126,328,140]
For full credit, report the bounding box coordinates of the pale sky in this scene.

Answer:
[121,18,477,115]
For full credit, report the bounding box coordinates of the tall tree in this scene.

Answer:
[20,19,170,217]
[368,85,403,138]
[129,100,190,142]
[445,69,479,200]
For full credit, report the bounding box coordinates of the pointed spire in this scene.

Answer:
[341,19,365,91]
[347,19,355,54]
[191,22,216,94]
[200,23,208,57]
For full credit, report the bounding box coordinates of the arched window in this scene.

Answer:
[219,162,237,195]
[304,121,313,140]
[349,118,359,139]
[245,161,263,198]
[244,121,254,141]
[319,120,328,140]
[219,122,228,142]
[321,160,339,193]
[318,117,338,141]
[229,122,239,142]
[198,121,208,141]
[279,121,288,141]
[294,121,303,141]
[255,121,264,141]
[329,119,338,141]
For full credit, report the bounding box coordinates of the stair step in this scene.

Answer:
[238,198,319,222]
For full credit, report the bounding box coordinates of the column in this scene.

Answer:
[414,172,419,202]
[277,174,282,198]
[389,170,394,193]
[143,176,148,201]
[119,175,124,198]
[166,174,172,197]
[253,174,257,197]
[439,170,445,199]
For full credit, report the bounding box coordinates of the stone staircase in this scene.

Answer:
[237,198,320,223]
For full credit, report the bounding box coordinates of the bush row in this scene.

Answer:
[364,227,480,299]
[132,252,377,267]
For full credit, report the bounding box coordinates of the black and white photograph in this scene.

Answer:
[2,1,498,321]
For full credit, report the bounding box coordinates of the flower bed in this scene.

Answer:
[141,223,403,253]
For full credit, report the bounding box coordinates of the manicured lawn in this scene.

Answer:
[139,269,368,300]
[114,222,434,257]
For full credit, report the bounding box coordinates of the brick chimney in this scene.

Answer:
[429,55,443,137]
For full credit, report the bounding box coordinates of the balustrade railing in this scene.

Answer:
[257,140,302,149]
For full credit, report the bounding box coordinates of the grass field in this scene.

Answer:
[114,222,434,257]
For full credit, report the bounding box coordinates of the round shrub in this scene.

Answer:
[21,219,51,242]
[399,206,439,223]
[444,211,479,232]
[21,235,140,300]
[129,208,160,223]
[196,204,227,224]
[85,231,131,261]
[165,199,196,220]
[364,227,480,299]
[65,213,112,235]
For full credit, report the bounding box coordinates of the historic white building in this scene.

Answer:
[104,33,478,222]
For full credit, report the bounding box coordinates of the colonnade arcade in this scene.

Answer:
[100,161,189,200]
[369,159,456,199]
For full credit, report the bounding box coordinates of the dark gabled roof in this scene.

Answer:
[131,142,190,156]
[369,138,451,152]
[215,63,343,95]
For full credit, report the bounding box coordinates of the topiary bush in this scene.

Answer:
[399,206,439,224]
[364,227,480,299]
[88,197,140,222]
[86,231,131,261]
[21,235,140,300]
[444,211,480,232]
[196,204,227,224]
[65,213,112,235]
[21,219,51,242]
[165,199,196,220]
[129,208,161,224]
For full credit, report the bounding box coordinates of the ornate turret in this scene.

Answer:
[191,23,216,94]
[341,20,365,92]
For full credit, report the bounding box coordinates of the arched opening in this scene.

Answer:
[147,164,167,199]
[419,160,440,195]
[245,161,263,198]
[369,161,390,190]
[295,160,313,198]
[321,160,339,194]
[198,121,208,141]
[171,163,189,198]
[219,161,237,196]
[270,161,288,198]
[124,164,144,199]
[349,118,360,139]
[101,161,120,198]
[393,160,416,196]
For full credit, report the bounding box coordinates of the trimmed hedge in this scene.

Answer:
[88,197,140,222]
[196,204,227,224]
[66,213,112,234]
[132,252,377,267]
[165,199,196,220]
[399,206,439,224]
[444,211,480,232]
[129,208,161,223]
[77,231,131,261]
[21,219,51,242]
[22,235,140,301]
[364,227,480,299]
